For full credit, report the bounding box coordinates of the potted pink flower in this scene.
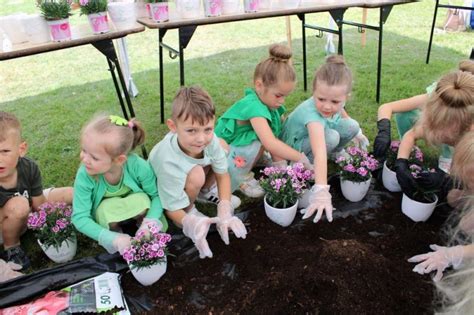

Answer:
[37,0,73,41]
[122,224,172,286]
[336,146,378,202]
[77,0,109,34]
[27,202,77,263]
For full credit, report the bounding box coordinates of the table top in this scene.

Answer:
[138,0,417,29]
[0,22,145,61]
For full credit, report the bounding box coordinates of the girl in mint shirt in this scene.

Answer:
[215,44,311,198]
[72,114,167,254]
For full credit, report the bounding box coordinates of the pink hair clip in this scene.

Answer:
[128,121,135,129]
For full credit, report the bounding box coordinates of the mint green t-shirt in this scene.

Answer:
[215,88,286,147]
[280,97,342,151]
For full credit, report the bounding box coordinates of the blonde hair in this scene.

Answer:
[0,111,21,142]
[82,114,145,158]
[171,86,215,126]
[313,55,353,93]
[451,131,474,191]
[418,71,474,146]
[458,59,474,75]
[253,44,296,87]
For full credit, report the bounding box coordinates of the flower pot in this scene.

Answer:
[401,193,438,222]
[149,2,169,22]
[264,195,298,227]
[135,0,149,18]
[176,0,201,19]
[88,12,109,34]
[20,14,51,44]
[382,161,401,192]
[46,18,71,42]
[38,236,77,263]
[130,259,167,286]
[340,178,371,202]
[222,0,240,14]
[203,0,222,17]
[243,0,260,12]
[108,2,137,29]
[275,0,300,9]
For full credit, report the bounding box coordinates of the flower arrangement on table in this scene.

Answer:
[37,0,73,20]
[27,202,75,249]
[260,162,313,208]
[385,140,423,171]
[122,226,171,271]
[336,146,379,182]
[76,0,108,15]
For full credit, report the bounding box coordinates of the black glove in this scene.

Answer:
[395,158,417,198]
[415,167,447,191]
[373,119,391,161]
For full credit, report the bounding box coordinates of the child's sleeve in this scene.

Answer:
[208,135,228,174]
[28,158,44,197]
[134,158,164,220]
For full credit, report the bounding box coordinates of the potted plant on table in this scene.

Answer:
[122,225,172,286]
[203,0,222,17]
[382,140,423,192]
[146,0,169,23]
[260,163,313,227]
[77,0,109,34]
[37,0,73,41]
[27,202,77,263]
[336,146,378,202]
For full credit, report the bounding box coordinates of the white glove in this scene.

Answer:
[0,259,23,283]
[300,185,333,223]
[408,244,464,281]
[112,234,132,255]
[353,129,370,151]
[182,207,219,259]
[271,160,288,168]
[136,217,163,237]
[216,200,247,245]
[98,230,132,254]
[298,152,314,170]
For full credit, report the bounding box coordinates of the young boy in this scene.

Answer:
[149,86,247,259]
[0,111,73,269]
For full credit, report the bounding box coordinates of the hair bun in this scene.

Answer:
[269,44,292,62]
[326,54,346,65]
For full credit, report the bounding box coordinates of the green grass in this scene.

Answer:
[1,0,472,270]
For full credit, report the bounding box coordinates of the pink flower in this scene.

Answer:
[79,0,88,5]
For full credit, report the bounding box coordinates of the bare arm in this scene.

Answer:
[215,172,231,203]
[165,209,186,228]
[307,122,327,185]
[250,117,302,162]
[31,195,46,211]
[378,94,428,121]
[341,108,350,119]
[397,127,423,159]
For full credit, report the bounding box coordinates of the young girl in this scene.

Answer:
[374,60,474,172]
[395,71,474,201]
[408,131,474,286]
[72,114,167,254]
[215,44,311,198]
[280,55,368,223]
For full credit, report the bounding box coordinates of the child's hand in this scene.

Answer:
[216,200,247,245]
[300,185,333,223]
[0,259,23,282]
[112,234,132,255]
[182,207,219,259]
[298,153,313,170]
[353,129,370,151]
[394,158,417,198]
[408,245,464,281]
[136,218,163,237]
[373,119,391,160]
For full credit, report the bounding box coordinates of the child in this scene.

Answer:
[408,131,474,284]
[0,111,73,270]
[395,71,474,201]
[215,44,312,198]
[374,59,474,172]
[149,86,247,259]
[280,55,369,223]
[72,114,167,255]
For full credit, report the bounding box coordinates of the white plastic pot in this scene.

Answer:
[264,195,298,227]
[340,178,371,202]
[38,236,77,263]
[222,0,240,14]
[275,0,300,9]
[130,259,167,286]
[176,0,201,19]
[149,2,169,22]
[108,2,137,29]
[382,161,401,192]
[20,14,50,44]
[46,18,72,42]
[401,193,438,222]
[203,0,222,16]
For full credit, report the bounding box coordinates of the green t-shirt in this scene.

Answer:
[280,97,342,151]
[215,88,286,147]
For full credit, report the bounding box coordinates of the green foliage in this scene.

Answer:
[78,0,108,15]
[37,0,72,20]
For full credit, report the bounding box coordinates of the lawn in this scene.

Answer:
[0,0,472,268]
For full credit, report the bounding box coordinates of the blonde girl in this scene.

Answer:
[280,55,368,223]
[215,44,311,198]
[72,114,167,254]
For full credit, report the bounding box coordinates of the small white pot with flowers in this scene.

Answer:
[77,0,109,34]
[336,146,378,202]
[27,202,77,263]
[122,225,172,286]
[37,0,73,42]
[260,163,313,227]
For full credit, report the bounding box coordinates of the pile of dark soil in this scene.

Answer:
[122,182,449,314]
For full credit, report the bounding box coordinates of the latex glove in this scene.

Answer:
[298,152,314,170]
[395,158,417,198]
[408,245,464,281]
[112,234,132,255]
[353,129,370,151]
[216,200,247,245]
[98,230,132,254]
[182,207,219,259]
[0,259,23,283]
[373,119,391,160]
[272,160,288,168]
[300,185,333,223]
[136,217,163,237]
[415,167,447,191]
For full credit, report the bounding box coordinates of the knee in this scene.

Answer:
[185,165,206,191]
[340,118,360,139]
[326,130,340,152]
[2,197,30,220]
